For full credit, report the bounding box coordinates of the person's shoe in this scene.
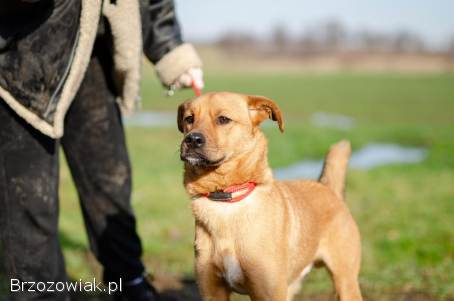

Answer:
[112,275,160,301]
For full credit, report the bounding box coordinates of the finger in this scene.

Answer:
[188,68,204,89]
[178,73,192,87]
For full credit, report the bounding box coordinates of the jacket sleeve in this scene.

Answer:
[140,0,203,87]
[140,0,183,64]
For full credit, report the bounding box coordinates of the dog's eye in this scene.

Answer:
[217,116,231,125]
[184,115,194,124]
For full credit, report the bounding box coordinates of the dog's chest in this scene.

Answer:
[192,193,261,294]
[221,255,247,294]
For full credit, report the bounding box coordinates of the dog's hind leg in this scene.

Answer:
[330,269,362,301]
[321,215,363,301]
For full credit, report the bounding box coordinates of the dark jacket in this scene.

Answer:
[0,0,201,138]
[140,0,182,63]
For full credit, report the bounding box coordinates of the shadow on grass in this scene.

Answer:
[158,277,202,301]
[67,276,201,301]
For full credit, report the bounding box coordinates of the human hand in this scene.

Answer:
[170,67,204,96]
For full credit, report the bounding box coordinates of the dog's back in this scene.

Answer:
[275,140,352,222]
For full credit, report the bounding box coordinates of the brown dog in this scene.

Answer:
[178,92,362,301]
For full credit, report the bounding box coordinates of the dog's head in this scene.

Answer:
[178,92,284,168]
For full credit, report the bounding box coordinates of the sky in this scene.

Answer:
[175,0,454,49]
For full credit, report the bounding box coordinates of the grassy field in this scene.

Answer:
[4,68,452,300]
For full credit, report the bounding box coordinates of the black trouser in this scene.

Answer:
[0,38,144,300]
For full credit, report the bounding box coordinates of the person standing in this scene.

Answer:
[0,0,203,300]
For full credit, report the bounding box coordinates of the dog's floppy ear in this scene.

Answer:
[247,95,284,132]
[177,102,186,133]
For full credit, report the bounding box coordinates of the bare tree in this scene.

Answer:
[392,30,426,53]
[271,24,289,53]
[322,20,346,52]
[213,18,436,58]
[448,36,454,57]
[356,30,392,52]
[216,31,257,52]
[298,20,347,54]
[299,30,321,55]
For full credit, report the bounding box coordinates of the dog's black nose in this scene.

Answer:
[184,132,205,148]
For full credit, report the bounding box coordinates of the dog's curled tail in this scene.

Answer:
[319,140,351,200]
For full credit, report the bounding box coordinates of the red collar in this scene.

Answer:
[192,182,257,203]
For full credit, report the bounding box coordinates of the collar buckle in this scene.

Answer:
[192,182,257,203]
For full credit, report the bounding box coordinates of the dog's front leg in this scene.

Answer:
[195,259,231,301]
[194,224,231,301]
[245,263,288,301]
[249,281,287,301]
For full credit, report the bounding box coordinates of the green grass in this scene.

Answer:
[141,67,454,126]
[4,69,453,300]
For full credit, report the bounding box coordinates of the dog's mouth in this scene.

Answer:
[180,151,225,167]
